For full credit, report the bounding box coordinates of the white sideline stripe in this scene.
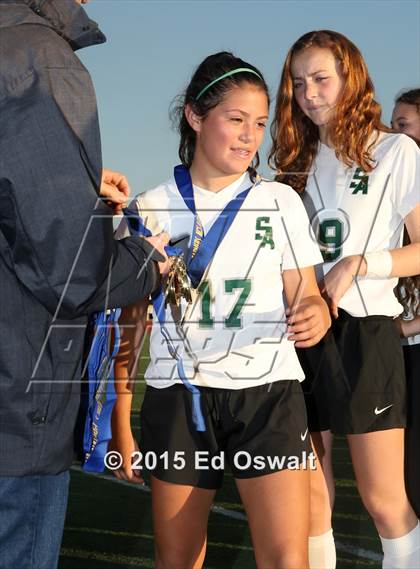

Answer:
[336,542,382,562]
[71,466,382,562]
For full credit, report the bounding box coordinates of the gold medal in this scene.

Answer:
[164,255,192,307]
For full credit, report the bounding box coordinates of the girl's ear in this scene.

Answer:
[185,104,202,133]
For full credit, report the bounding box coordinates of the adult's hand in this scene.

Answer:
[144,233,171,275]
[100,168,130,214]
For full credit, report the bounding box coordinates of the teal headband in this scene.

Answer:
[195,67,263,101]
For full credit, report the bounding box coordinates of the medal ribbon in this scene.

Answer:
[173,164,258,287]
[82,307,121,472]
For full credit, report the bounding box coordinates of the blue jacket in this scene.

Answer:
[0,0,159,475]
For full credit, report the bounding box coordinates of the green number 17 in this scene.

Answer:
[197,278,251,329]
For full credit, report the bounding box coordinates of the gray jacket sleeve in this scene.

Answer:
[0,48,160,320]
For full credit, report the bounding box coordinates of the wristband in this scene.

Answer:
[363,250,393,279]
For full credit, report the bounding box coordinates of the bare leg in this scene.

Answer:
[308,431,337,568]
[348,429,417,538]
[236,468,310,569]
[151,476,216,569]
[310,430,335,535]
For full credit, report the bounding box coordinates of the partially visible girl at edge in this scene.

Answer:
[395,228,420,521]
[270,30,420,569]
[392,88,420,521]
[392,88,420,142]
[110,51,330,569]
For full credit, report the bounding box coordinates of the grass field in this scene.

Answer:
[59,337,383,569]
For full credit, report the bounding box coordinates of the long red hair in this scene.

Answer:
[269,30,389,193]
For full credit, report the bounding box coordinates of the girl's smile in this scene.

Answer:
[188,83,268,191]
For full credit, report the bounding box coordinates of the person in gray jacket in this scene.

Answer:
[0,1,167,567]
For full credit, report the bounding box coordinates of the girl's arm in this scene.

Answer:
[323,204,420,318]
[283,265,331,348]
[110,297,149,483]
[395,314,420,339]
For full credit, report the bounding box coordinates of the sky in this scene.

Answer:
[78,0,420,195]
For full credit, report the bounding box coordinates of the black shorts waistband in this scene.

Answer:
[337,308,395,323]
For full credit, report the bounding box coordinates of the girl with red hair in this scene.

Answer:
[270,30,420,569]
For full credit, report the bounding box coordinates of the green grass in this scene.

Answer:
[60,335,382,568]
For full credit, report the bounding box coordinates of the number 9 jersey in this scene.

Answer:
[116,172,322,390]
[303,132,420,317]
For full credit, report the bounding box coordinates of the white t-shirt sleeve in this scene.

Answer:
[391,135,420,219]
[280,186,324,270]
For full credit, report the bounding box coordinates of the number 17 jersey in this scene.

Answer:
[117,172,322,389]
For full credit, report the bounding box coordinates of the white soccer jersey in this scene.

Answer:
[117,172,322,389]
[303,132,420,317]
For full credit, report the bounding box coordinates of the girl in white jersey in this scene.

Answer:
[270,31,420,569]
[111,52,330,569]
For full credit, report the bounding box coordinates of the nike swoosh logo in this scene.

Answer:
[301,428,308,441]
[374,404,394,415]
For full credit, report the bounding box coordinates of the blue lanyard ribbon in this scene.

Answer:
[82,307,121,472]
[173,165,257,287]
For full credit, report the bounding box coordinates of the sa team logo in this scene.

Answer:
[255,216,274,249]
[350,167,370,195]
